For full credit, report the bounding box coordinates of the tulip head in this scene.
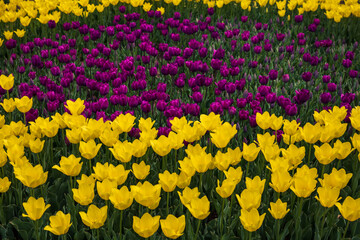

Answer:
[22,197,51,221]
[44,211,72,235]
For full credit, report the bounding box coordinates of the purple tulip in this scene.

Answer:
[294,89,310,104]
[285,104,298,116]
[301,72,312,82]
[328,83,337,92]
[320,92,332,104]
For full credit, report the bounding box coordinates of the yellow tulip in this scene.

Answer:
[97,179,117,200]
[268,199,290,219]
[29,138,45,154]
[109,186,133,210]
[178,187,200,207]
[14,29,25,38]
[79,139,102,160]
[315,187,341,208]
[0,98,16,112]
[224,166,243,184]
[133,213,160,238]
[186,196,210,220]
[72,183,94,206]
[236,189,262,210]
[200,112,223,131]
[65,98,85,116]
[239,208,266,232]
[107,164,129,185]
[245,176,265,194]
[15,96,33,113]
[109,140,133,163]
[335,196,360,222]
[44,211,72,235]
[79,204,108,229]
[131,181,161,209]
[0,74,14,91]
[22,197,50,221]
[151,135,172,156]
[210,122,237,149]
[318,168,352,190]
[112,113,136,134]
[242,143,261,162]
[158,170,178,192]
[0,177,11,192]
[216,179,236,198]
[269,170,292,193]
[14,162,48,188]
[3,31,13,40]
[131,161,150,180]
[53,155,83,177]
[160,215,185,239]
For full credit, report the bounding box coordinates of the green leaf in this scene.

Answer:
[9,218,33,240]
[74,228,91,240]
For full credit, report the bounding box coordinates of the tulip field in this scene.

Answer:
[1,0,360,239]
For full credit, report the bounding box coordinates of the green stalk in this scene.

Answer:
[307,143,312,165]
[220,197,225,236]
[245,161,250,179]
[0,194,5,224]
[35,220,40,240]
[89,159,92,175]
[342,220,350,240]
[166,192,170,216]
[320,207,330,238]
[194,219,201,240]
[321,164,325,178]
[119,210,123,240]
[295,198,304,240]
[276,219,280,240]
[162,155,167,171]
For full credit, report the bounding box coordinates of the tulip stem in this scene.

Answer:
[166,192,169,215]
[194,219,201,240]
[89,159,92,175]
[342,220,350,240]
[50,137,53,168]
[307,144,312,165]
[245,161,250,178]
[321,164,325,178]
[276,219,280,240]
[220,197,225,236]
[119,210,123,240]
[69,177,73,190]
[23,112,26,125]
[35,220,40,240]
[320,207,330,237]
[199,173,203,193]
[229,193,234,218]
[162,155,167,172]
[295,198,304,240]
[0,194,5,224]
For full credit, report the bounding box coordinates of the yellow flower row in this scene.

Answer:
[1,98,360,237]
